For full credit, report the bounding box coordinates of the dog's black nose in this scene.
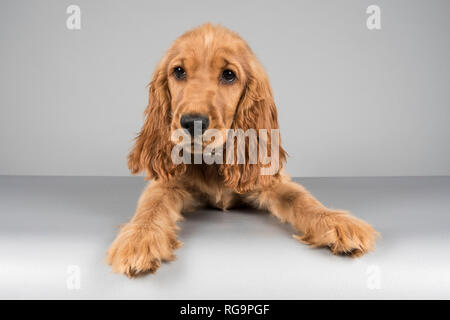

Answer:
[180,114,209,136]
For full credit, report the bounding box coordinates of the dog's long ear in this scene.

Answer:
[221,59,286,193]
[128,58,185,180]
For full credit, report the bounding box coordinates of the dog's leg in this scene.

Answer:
[246,178,378,256]
[106,181,196,277]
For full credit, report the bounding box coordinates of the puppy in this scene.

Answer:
[107,24,378,277]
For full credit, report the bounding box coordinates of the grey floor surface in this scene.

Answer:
[0,176,449,299]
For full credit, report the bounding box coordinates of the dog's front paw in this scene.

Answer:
[295,211,379,257]
[106,223,182,277]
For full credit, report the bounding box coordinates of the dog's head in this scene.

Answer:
[129,24,286,192]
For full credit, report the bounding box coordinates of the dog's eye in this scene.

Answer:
[220,69,236,83]
[173,66,186,80]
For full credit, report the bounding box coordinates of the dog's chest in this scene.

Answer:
[204,186,239,210]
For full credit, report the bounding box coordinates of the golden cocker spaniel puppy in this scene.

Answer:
[107,24,378,277]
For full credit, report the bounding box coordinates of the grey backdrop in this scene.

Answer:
[1,0,449,177]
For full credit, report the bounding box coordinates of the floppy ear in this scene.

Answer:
[221,60,287,193]
[128,58,185,180]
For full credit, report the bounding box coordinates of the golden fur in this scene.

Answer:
[107,24,378,277]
